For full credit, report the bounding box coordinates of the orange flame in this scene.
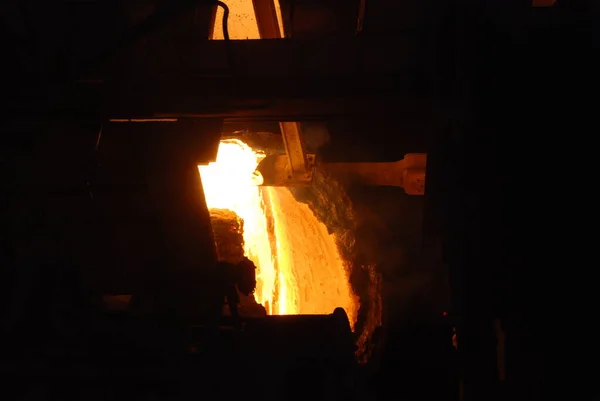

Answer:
[199,139,279,313]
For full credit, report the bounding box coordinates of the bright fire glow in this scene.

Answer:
[199,140,358,323]
[205,1,357,323]
[212,0,284,40]
[199,140,277,312]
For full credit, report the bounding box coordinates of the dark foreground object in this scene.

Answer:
[2,308,360,401]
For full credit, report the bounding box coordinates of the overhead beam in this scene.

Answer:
[104,36,416,79]
[5,95,428,121]
[8,37,421,119]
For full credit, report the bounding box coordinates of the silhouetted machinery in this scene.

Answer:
[189,308,359,400]
[5,0,587,400]
[1,0,430,399]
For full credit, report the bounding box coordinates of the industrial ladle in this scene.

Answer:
[255,122,426,195]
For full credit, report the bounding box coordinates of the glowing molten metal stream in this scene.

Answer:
[199,140,278,313]
[199,140,357,323]
[204,0,356,322]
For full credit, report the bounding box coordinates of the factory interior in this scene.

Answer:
[1,0,598,400]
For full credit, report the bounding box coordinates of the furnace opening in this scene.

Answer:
[203,0,381,360]
[199,139,359,325]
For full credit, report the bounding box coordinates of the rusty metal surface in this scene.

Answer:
[279,122,313,184]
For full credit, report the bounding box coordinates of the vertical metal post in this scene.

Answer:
[253,0,312,184]
[279,121,310,182]
[252,0,282,38]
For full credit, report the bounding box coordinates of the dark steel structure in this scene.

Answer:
[1,0,598,400]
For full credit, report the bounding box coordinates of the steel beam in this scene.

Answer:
[252,0,282,39]
[7,37,420,120]
[5,94,427,121]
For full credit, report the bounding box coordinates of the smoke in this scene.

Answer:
[289,169,382,363]
[300,123,331,153]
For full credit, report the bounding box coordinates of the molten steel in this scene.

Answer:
[199,140,357,323]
